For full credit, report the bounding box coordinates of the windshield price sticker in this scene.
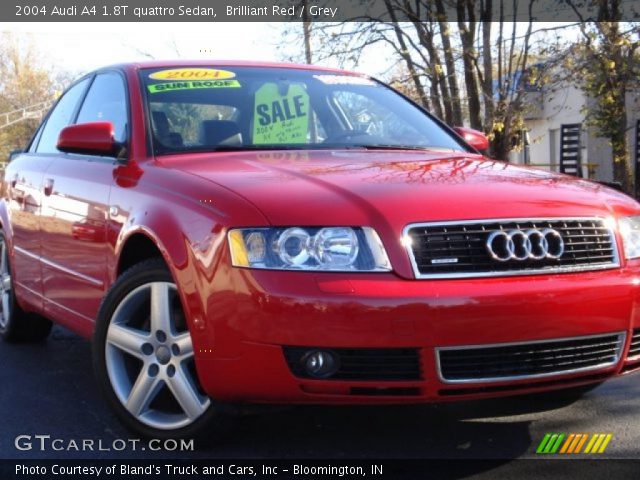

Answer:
[149,68,236,81]
[148,80,241,93]
[253,83,310,144]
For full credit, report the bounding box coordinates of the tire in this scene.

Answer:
[0,231,52,342]
[93,258,231,440]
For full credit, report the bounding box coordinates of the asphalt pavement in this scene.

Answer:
[1,326,639,478]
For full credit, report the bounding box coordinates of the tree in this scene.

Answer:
[436,0,463,125]
[0,34,58,162]
[456,0,482,130]
[567,0,640,193]
[278,1,540,161]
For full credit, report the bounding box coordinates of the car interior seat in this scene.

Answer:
[151,111,184,148]
[199,120,243,147]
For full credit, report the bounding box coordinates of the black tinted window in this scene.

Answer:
[36,78,90,153]
[76,72,128,143]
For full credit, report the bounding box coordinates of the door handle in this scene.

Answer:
[43,178,54,196]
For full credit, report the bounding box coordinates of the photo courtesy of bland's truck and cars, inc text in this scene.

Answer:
[0,1,639,479]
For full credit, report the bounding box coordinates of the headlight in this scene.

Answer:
[228,227,392,271]
[619,216,640,259]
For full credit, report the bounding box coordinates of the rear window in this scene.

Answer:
[140,66,465,155]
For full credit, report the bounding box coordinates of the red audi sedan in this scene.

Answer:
[2,60,640,439]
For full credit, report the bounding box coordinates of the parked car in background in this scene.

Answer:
[2,61,640,439]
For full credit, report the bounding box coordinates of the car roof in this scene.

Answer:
[107,60,365,77]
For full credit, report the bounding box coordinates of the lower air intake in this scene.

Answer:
[437,333,624,383]
[283,347,422,381]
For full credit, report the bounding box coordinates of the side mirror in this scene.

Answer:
[453,126,490,151]
[57,122,118,156]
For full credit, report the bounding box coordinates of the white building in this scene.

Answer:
[509,80,640,190]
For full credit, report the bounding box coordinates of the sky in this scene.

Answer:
[2,22,292,73]
[0,21,577,94]
[0,21,401,82]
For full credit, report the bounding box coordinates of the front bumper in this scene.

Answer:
[191,264,640,404]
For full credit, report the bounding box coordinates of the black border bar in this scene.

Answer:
[4,0,640,22]
[4,459,640,480]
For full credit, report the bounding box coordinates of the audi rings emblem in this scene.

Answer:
[485,228,565,262]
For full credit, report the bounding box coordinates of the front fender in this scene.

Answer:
[109,194,234,364]
[108,162,269,362]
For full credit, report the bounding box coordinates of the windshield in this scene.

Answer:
[141,66,467,155]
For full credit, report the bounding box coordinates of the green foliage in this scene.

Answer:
[570,19,639,192]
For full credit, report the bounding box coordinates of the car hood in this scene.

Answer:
[160,149,637,229]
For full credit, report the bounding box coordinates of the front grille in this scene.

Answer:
[283,347,422,381]
[437,333,625,383]
[628,329,640,360]
[405,218,619,279]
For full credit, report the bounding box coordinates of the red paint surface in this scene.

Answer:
[3,61,640,404]
[57,121,115,155]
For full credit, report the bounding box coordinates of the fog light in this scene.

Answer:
[302,350,339,379]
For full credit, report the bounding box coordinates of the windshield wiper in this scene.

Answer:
[207,144,311,152]
[344,144,458,152]
[157,144,460,155]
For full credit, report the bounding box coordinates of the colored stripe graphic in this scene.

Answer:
[536,433,552,454]
[585,434,613,454]
[536,433,565,454]
[584,434,598,453]
[543,434,558,453]
[563,433,583,454]
[550,434,565,453]
[574,434,589,454]
[537,433,612,454]
[598,434,613,453]
[559,434,575,454]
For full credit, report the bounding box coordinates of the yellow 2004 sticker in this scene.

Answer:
[148,79,241,93]
[253,83,309,145]
[149,68,236,81]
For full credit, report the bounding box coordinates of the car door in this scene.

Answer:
[40,71,129,330]
[5,78,90,313]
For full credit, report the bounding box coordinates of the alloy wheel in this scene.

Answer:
[0,237,12,329]
[105,282,210,430]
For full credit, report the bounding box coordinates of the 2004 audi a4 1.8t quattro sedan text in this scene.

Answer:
[3,61,640,439]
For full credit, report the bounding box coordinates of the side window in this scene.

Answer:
[76,72,128,143]
[28,124,44,153]
[36,78,90,153]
